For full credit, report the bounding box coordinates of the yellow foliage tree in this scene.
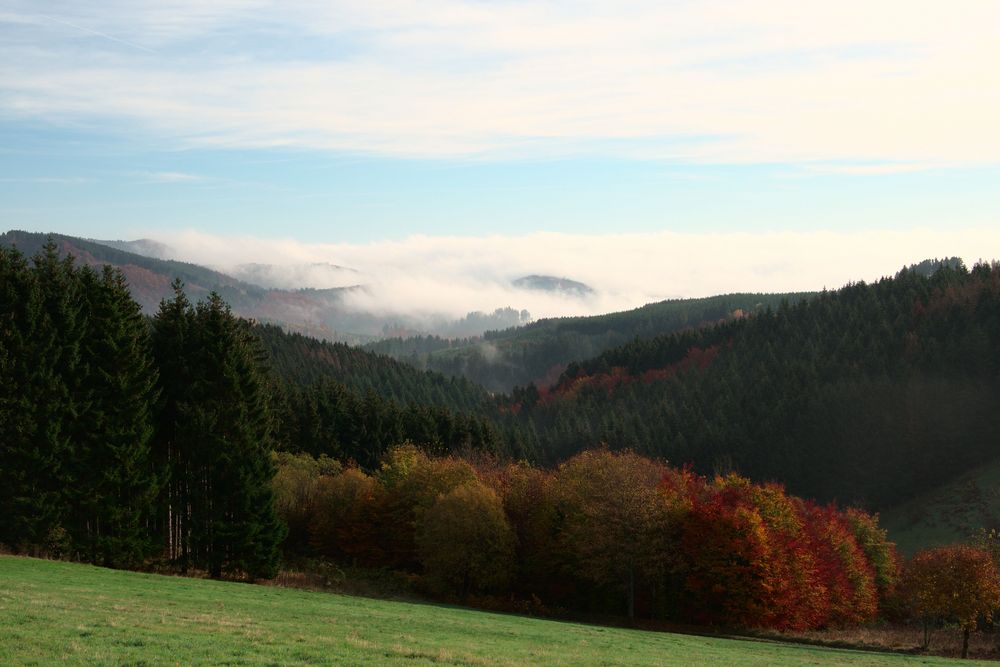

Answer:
[904,544,1000,658]
[376,444,478,567]
[415,481,515,596]
[555,449,675,619]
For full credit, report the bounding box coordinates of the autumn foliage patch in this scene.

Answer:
[276,446,900,631]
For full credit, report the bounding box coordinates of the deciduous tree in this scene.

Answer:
[904,545,1000,658]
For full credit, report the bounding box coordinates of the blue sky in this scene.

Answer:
[1,1,998,314]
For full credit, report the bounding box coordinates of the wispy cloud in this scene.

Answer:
[145,227,1000,322]
[1,1,999,165]
[804,162,950,176]
[132,170,204,183]
[35,13,158,54]
[0,176,94,184]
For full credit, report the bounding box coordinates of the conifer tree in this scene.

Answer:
[69,265,160,566]
[19,240,82,547]
[151,279,196,568]
[0,245,42,546]
[152,286,284,578]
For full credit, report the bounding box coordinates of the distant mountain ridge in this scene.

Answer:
[512,274,594,296]
[0,231,534,343]
[91,237,174,260]
[366,292,809,392]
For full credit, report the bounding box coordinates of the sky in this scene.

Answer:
[1,1,998,317]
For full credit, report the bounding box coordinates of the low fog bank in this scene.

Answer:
[144,228,1000,333]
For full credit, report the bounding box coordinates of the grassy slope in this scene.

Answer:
[0,557,984,666]
[880,456,1000,556]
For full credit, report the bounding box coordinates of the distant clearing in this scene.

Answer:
[882,457,1000,556]
[0,557,987,666]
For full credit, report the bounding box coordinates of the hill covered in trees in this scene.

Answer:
[366,291,812,392]
[495,260,1000,511]
[256,323,490,412]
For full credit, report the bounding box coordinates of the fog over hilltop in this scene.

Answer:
[140,227,998,328]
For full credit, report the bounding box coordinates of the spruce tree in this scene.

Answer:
[70,265,160,566]
[20,240,82,548]
[0,245,42,547]
[191,293,284,579]
[151,280,196,569]
[152,286,284,578]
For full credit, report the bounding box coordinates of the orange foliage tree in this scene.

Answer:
[677,475,832,630]
[310,467,383,565]
[904,544,1000,658]
[796,501,878,626]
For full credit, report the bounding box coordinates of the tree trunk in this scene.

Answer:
[626,567,635,620]
[962,627,970,659]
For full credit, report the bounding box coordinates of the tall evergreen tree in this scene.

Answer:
[191,293,284,578]
[69,265,160,566]
[18,240,83,547]
[151,279,196,568]
[0,244,43,547]
[152,287,284,578]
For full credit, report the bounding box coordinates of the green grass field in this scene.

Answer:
[0,556,988,666]
[881,457,1000,556]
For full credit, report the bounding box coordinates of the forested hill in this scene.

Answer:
[0,230,373,344]
[366,292,812,392]
[0,230,266,311]
[498,261,1000,511]
[256,323,490,413]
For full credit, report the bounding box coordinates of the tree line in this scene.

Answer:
[0,241,285,576]
[272,445,903,630]
[273,444,1000,648]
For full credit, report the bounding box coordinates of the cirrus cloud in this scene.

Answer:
[1,1,999,166]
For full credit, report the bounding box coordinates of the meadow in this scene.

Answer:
[0,556,991,666]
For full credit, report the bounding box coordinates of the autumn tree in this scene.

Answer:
[904,545,1000,658]
[272,452,341,556]
[482,462,561,600]
[797,501,877,626]
[845,508,900,603]
[555,449,674,619]
[415,481,515,596]
[310,467,383,565]
[375,444,477,568]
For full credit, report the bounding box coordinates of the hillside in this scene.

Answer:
[495,262,1000,512]
[0,557,984,666]
[0,230,377,343]
[367,292,812,392]
[880,457,1000,556]
[258,323,504,466]
[257,323,490,413]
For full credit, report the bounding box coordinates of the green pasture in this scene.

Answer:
[0,556,986,666]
